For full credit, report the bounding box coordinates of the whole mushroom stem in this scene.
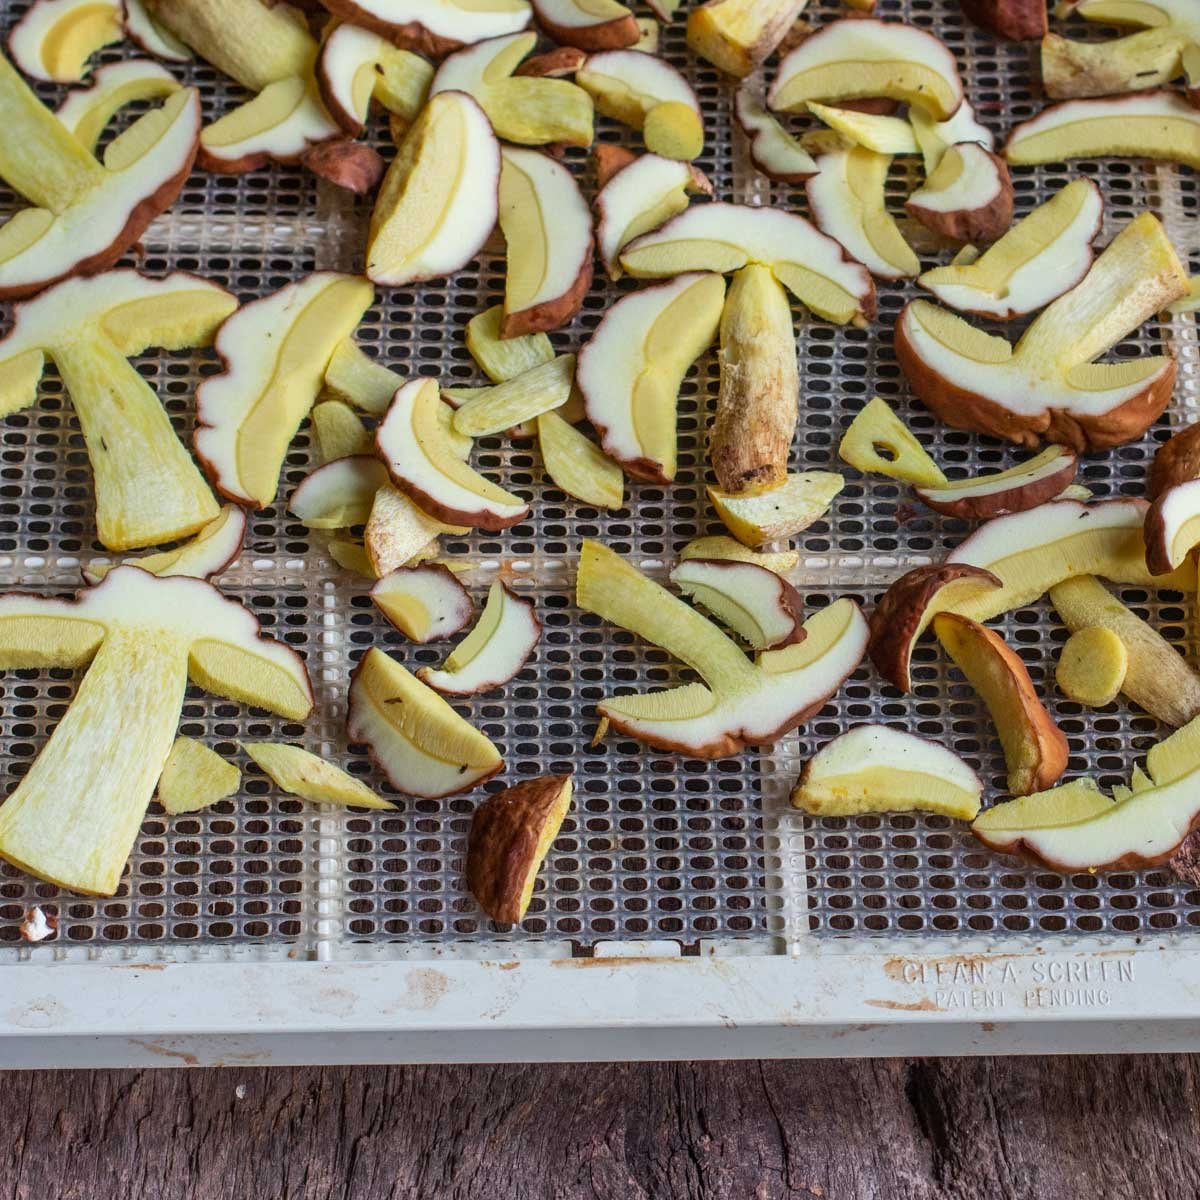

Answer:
[0,629,189,896]
[53,337,219,551]
[0,53,101,211]
[711,263,798,494]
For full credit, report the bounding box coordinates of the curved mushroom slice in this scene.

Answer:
[837,397,946,488]
[768,19,964,119]
[577,540,869,758]
[708,471,844,548]
[537,411,625,509]
[670,558,805,650]
[577,272,725,484]
[805,101,920,155]
[791,725,983,819]
[944,499,1187,624]
[199,74,343,173]
[972,718,1200,870]
[418,582,540,695]
[195,272,375,509]
[0,567,312,895]
[82,504,247,585]
[430,31,594,147]
[896,214,1187,451]
[686,0,807,78]
[243,742,394,810]
[370,564,475,642]
[0,269,231,550]
[316,22,433,137]
[320,0,533,58]
[531,0,639,49]
[961,0,1046,40]
[620,203,876,326]
[933,612,1068,796]
[914,445,1079,520]
[905,143,1014,245]
[908,99,995,170]
[348,646,503,799]
[497,148,593,336]
[8,0,124,83]
[367,90,501,286]
[918,178,1103,319]
[158,736,240,816]
[679,535,799,575]
[733,89,817,182]
[807,146,919,281]
[377,378,530,530]
[452,354,575,438]
[288,455,389,529]
[1145,478,1200,574]
[1149,419,1200,501]
[467,774,573,924]
[123,0,191,62]
[595,151,711,280]
[0,65,201,300]
[577,49,703,159]
[55,58,181,153]
[311,400,371,464]
[868,563,1003,693]
[1005,91,1200,169]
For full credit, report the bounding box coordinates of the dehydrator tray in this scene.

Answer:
[4,0,1200,1067]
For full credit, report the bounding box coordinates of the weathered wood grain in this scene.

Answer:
[3,1058,1199,1199]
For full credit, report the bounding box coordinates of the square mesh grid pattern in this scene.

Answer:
[1,0,1199,965]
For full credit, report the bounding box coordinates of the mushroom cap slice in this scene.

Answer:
[768,19,964,119]
[321,0,533,58]
[8,0,124,83]
[620,202,876,325]
[122,0,191,63]
[288,455,390,529]
[530,0,639,50]
[915,446,1079,520]
[370,564,475,642]
[195,272,375,509]
[347,646,503,798]
[733,88,817,182]
[905,142,1014,245]
[367,89,501,286]
[55,58,181,153]
[791,725,983,820]
[1145,477,1200,574]
[317,22,433,136]
[670,558,805,650]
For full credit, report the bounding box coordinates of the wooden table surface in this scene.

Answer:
[3,1057,1197,1198]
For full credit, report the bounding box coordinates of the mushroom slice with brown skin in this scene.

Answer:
[733,89,817,182]
[944,498,1191,624]
[914,445,1080,520]
[577,540,869,758]
[1005,91,1200,169]
[377,378,530,530]
[0,566,313,895]
[8,0,125,83]
[418,582,540,695]
[288,456,390,530]
[577,49,703,159]
[960,0,1047,40]
[347,646,503,798]
[905,142,1014,245]
[710,264,798,495]
[686,0,809,78]
[0,54,201,300]
[370,564,475,643]
[670,559,805,650]
[868,563,1003,693]
[595,151,711,280]
[791,725,983,819]
[933,612,1069,796]
[768,19,964,119]
[497,148,593,336]
[55,59,182,153]
[807,145,920,280]
[123,0,191,62]
[837,397,946,489]
[971,715,1200,871]
[531,0,639,49]
[82,504,247,585]
[316,22,433,137]
[317,0,533,58]
[1149,420,1200,501]
[0,270,232,551]
[1144,422,1200,574]
[516,45,589,76]
[708,472,845,548]
[243,742,394,810]
[620,203,876,326]
[467,773,573,924]
[430,31,594,147]
[918,178,1103,319]
[157,736,240,816]
[895,213,1188,451]
[1042,0,1200,101]
[367,90,501,286]
[578,272,726,484]
[195,273,375,510]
